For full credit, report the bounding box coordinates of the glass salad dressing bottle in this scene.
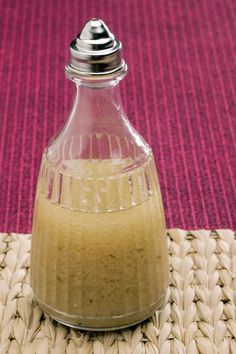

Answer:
[30,18,169,330]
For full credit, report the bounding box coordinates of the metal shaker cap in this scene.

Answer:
[65,18,127,79]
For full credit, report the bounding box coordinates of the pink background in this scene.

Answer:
[0,0,236,233]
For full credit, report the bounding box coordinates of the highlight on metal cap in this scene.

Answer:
[65,18,127,79]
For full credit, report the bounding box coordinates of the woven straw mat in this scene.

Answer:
[0,230,235,354]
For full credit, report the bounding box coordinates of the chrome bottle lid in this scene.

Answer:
[65,18,127,79]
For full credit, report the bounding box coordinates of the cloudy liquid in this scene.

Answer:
[30,155,169,330]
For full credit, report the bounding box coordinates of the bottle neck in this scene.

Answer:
[72,79,124,126]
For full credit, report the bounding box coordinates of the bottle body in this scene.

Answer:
[31,58,169,329]
[31,149,169,330]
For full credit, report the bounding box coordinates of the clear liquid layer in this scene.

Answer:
[30,153,169,329]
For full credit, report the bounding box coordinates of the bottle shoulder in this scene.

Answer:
[45,110,152,178]
[44,137,152,179]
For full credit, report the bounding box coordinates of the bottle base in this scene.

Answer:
[36,291,167,331]
[54,312,152,331]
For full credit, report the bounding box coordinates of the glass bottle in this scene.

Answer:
[30,18,169,330]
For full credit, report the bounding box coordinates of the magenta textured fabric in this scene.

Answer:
[1,0,236,233]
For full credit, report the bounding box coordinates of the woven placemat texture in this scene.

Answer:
[0,230,235,354]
